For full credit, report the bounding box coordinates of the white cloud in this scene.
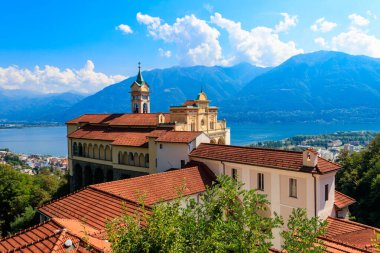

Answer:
[158,48,172,58]
[210,12,303,67]
[136,12,225,66]
[348,13,370,26]
[314,37,328,47]
[310,18,337,32]
[116,24,133,34]
[274,13,298,33]
[0,61,126,94]
[331,28,380,57]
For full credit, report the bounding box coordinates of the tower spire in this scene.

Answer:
[136,62,144,84]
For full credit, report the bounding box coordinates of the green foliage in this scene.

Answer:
[251,131,376,150]
[0,164,69,236]
[336,133,380,227]
[9,206,36,233]
[281,208,327,253]
[107,175,283,253]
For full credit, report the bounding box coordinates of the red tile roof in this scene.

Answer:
[0,218,111,253]
[39,187,145,232]
[91,166,215,205]
[66,113,171,126]
[68,125,168,147]
[155,131,204,143]
[335,191,356,209]
[190,144,340,174]
[181,100,196,106]
[323,217,380,251]
[38,166,215,241]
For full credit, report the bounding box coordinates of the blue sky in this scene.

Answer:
[1,0,380,93]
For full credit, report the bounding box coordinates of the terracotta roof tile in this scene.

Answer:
[190,144,340,174]
[155,131,203,143]
[181,100,196,106]
[68,125,168,147]
[335,191,356,209]
[323,217,380,251]
[39,187,144,232]
[91,166,216,205]
[0,218,111,253]
[66,114,121,125]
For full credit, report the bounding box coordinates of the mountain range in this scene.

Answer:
[1,51,380,124]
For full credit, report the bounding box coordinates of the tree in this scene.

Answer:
[336,133,380,226]
[281,208,327,253]
[0,164,69,236]
[107,175,283,253]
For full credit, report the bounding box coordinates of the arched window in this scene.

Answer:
[210,120,214,129]
[128,152,134,165]
[143,103,148,113]
[105,146,111,161]
[118,151,123,164]
[134,153,139,167]
[99,145,105,160]
[78,143,83,156]
[123,152,128,165]
[218,137,225,145]
[83,143,87,157]
[139,154,145,167]
[191,122,195,131]
[134,103,139,113]
[93,145,99,159]
[73,142,78,156]
[88,144,93,158]
[201,119,205,126]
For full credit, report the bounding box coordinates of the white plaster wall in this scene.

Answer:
[157,142,192,172]
[316,173,336,220]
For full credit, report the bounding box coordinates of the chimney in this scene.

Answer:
[303,147,318,167]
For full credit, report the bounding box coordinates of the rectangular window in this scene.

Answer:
[181,160,186,168]
[232,168,238,180]
[160,144,163,149]
[258,173,264,191]
[325,184,329,201]
[289,178,297,198]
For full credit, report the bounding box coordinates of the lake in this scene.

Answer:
[1,122,380,156]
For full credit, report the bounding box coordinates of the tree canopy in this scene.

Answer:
[0,164,69,236]
[107,175,326,253]
[336,133,380,227]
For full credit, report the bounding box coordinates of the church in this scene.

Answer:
[66,65,230,191]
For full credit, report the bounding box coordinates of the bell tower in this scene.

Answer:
[130,62,150,113]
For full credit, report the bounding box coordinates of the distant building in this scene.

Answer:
[344,143,355,152]
[66,64,230,191]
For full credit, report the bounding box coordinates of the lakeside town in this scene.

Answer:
[0,148,68,175]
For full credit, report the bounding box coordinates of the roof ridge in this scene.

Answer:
[0,219,60,242]
[200,143,303,154]
[327,216,380,232]
[87,185,148,208]
[39,187,88,211]
[335,190,356,202]
[2,226,63,252]
[90,166,200,191]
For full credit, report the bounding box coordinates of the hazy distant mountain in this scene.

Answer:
[222,51,380,122]
[0,91,85,122]
[2,51,380,124]
[61,63,268,121]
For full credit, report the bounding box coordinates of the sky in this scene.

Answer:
[1,0,380,94]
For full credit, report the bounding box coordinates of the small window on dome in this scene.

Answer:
[307,152,311,161]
